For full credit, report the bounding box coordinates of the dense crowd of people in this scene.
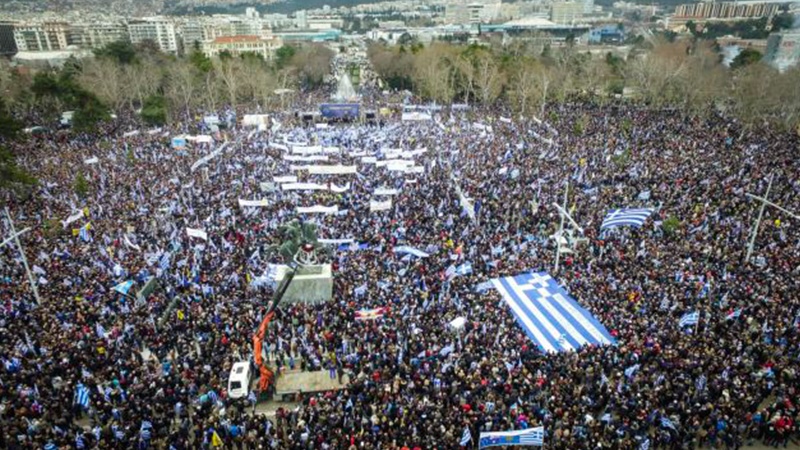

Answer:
[1,94,799,450]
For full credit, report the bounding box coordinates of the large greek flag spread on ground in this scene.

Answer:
[491,272,615,353]
[601,208,655,230]
[479,427,545,449]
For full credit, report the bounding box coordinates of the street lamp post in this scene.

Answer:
[744,172,800,264]
[3,207,41,304]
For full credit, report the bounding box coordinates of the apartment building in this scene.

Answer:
[674,1,782,19]
[128,18,179,54]
[202,35,283,61]
[14,21,70,52]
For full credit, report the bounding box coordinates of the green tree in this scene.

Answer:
[74,172,89,198]
[730,48,762,69]
[94,40,137,65]
[140,94,167,126]
[72,95,111,132]
[0,145,37,190]
[274,45,297,70]
[662,215,681,236]
[772,13,795,31]
[189,50,213,73]
[0,98,21,140]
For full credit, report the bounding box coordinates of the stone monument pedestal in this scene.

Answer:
[275,264,332,304]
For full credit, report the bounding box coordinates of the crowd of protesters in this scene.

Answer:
[0,93,799,450]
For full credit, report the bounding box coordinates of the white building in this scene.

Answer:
[13,21,70,52]
[128,18,179,54]
[550,1,585,24]
[202,35,283,61]
[70,21,128,49]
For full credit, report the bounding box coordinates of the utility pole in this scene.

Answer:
[745,173,774,264]
[3,207,41,304]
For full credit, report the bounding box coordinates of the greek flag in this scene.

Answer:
[447,262,473,279]
[679,311,699,327]
[75,433,86,449]
[624,364,640,378]
[79,225,92,242]
[353,283,367,297]
[601,208,655,230]
[75,383,90,409]
[112,280,134,295]
[491,272,615,353]
[479,427,544,449]
[159,252,171,271]
[475,280,494,293]
[660,417,678,431]
[640,438,651,450]
[44,442,58,450]
[394,246,430,258]
[461,427,472,446]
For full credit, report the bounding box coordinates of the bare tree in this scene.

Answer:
[164,60,200,116]
[216,57,243,107]
[77,58,126,110]
[473,50,504,105]
[413,43,456,104]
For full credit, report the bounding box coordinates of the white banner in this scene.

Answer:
[292,145,323,155]
[259,182,275,192]
[238,199,270,207]
[330,183,350,193]
[370,199,392,212]
[123,130,140,138]
[307,165,358,175]
[84,157,99,165]
[186,227,208,241]
[322,146,340,154]
[147,128,162,135]
[191,142,227,172]
[318,238,354,244]
[282,183,328,191]
[376,159,414,168]
[402,112,432,121]
[290,165,309,172]
[273,175,297,183]
[61,210,84,228]
[243,114,270,127]
[362,156,378,164]
[297,205,339,214]
[269,142,289,152]
[283,154,329,162]
[350,150,368,157]
[187,135,214,143]
[374,188,400,196]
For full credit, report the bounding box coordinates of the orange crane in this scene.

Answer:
[252,265,298,395]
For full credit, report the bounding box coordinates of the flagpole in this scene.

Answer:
[4,207,41,305]
[745,172,774,264]
[554,182,569,274]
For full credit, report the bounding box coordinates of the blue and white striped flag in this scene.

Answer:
[624,364,640,378]
[79,225,92,243]
[159,252,171,271]
[460,427,472,446]
[75,383,90,409]
[353,283,367,297]
[75,433,86,449]
[601,208,655,230]
[660,417,677,431]
[491,272,615,353]
[479,427,544,448]
[640,437,651,450]
[679,311,699,328]
[44,442,58,450]
[112,280,134,295]
[474,280,494,293]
